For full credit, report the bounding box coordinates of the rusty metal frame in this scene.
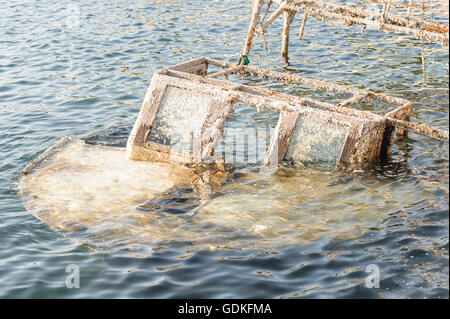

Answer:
[125,57,436,168]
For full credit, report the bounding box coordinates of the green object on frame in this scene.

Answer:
[238,54,250,65]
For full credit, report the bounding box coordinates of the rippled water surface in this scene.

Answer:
[0,0,448,298]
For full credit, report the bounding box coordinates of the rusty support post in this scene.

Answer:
[242,0,265,59]
[263,6,285,30]
[281,8,296,63]
[298,12,308,39]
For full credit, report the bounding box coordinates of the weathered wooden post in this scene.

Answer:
[241,0,265,63]
[298,12,308,39]
[243,0,449,64]
[281,2,296,63]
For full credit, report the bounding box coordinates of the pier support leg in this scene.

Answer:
[298,13,308,39]
[242,0,264,60]
[281,9,296,63]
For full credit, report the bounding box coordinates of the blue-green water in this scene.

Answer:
[0,0,448,298]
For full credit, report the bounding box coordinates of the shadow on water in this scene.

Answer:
[137,188,200,215]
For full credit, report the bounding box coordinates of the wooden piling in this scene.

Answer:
[298,12,308,39]
[242,0,448,64]
[242,0,265,59]
[281,7,297,63]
